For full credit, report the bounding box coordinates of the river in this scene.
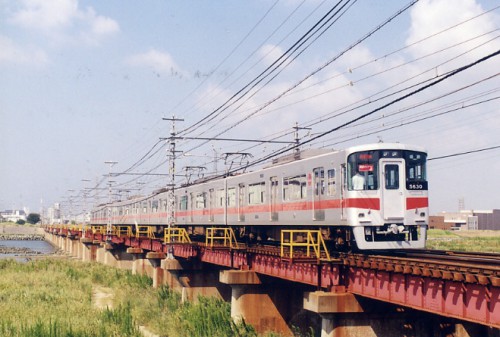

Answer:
[0,239,57,259]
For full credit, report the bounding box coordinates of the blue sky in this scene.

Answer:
[0,0,499,216]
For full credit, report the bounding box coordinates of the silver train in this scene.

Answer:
[91,143,429,250]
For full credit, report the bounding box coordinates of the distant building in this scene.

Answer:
[0,209,27,222]
[432,209,499,230]
[47,203,62,224]
[429,215,449,230]
[474,210,500,230]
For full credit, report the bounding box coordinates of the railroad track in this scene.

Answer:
[339,249,500,286]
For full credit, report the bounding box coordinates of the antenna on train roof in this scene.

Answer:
[223,152,253,174]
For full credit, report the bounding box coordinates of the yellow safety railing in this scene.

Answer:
[113,225,133,237]
[70,224,82,232]
[92,226,106,235]
[135,226,156,239]
[206,228,239,249]
[164,228,192,244]
[281,230,331,261]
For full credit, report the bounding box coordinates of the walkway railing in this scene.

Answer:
[281,229,331,261]
[164,227,191,244]
[206,228,239,249]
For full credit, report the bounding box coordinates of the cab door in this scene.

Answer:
[381,160,405,219]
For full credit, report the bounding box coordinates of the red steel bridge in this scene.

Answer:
[47,224,499,332]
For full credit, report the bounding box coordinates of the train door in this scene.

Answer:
[190,193,194,222]
[313,167,325,220]
[238,183,245,221]
[381,160,405,219]
[340,164,346,219]
[270,176,279,221]
[209,189,214,222]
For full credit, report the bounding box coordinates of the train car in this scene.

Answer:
[91,143,429,250]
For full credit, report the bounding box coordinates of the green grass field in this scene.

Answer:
[0,258,260,337]
[426,229,500,252]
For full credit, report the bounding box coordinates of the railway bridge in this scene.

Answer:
[45,225,499,337]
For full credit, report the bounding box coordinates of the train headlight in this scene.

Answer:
[358,213,365,218]
[364,227,372,235]
[420,212,426,217]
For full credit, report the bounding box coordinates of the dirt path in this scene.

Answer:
[92,286,114,310]
[91,286,160,337]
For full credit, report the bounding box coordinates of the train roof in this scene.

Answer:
[345,142,427,154]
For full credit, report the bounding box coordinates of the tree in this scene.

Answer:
[26,213,41,224]
[16,219,26,225]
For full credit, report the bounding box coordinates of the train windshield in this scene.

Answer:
[347,150,427,191]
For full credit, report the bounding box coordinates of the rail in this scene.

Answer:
[164,228,191,244]
[281,229,331,261]
[206,228,239,249]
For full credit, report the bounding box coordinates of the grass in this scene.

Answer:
[0,258,266,337]
[426,229,500,252]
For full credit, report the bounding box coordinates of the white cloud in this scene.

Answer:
[9,0,119,44]
[10,0,78,30]
[127,49,185,77]
[0,35,48,66]
[258,44,286,66]
[82,7,120,37]
[406,0,498,60]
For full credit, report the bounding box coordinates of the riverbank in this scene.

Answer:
[0,222,44,235]
[0,223,61,257]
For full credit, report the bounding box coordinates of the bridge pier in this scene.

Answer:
[220,270,295,336]
[303,290,498,337]
[146,252,166,288]
[162,258,230,302]
[81,240,99,262]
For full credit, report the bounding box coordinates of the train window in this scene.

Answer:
[283,175,307,201]
[227,188,236,206]
[152,200,158,212]
[327,169,336,195]
[385,165,399,189]
[195,193,206,209]
[216,189,225,207]
[142,202,147,213]
[314,168,325,196]
[179,196,188,210]
[347,151,379,191]
[404,151,428,190]
[248,182,265,205]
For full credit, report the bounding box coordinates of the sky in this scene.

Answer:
[0,0,499,217]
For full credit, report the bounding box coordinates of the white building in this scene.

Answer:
[0,209,27,222]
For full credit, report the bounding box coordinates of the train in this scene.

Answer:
[91,142,429,251]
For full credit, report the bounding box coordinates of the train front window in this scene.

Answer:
[404,151,428,190]
[347,151,379,191]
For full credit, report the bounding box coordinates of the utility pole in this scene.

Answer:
[162,116,184,229]
[104,161,118,239]
[293,122,312,158]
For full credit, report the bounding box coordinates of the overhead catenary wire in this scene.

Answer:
[179,0,359,136]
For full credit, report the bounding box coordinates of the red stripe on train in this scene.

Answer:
[406,197,428,210]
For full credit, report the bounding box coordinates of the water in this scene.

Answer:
[0,240,57,259]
